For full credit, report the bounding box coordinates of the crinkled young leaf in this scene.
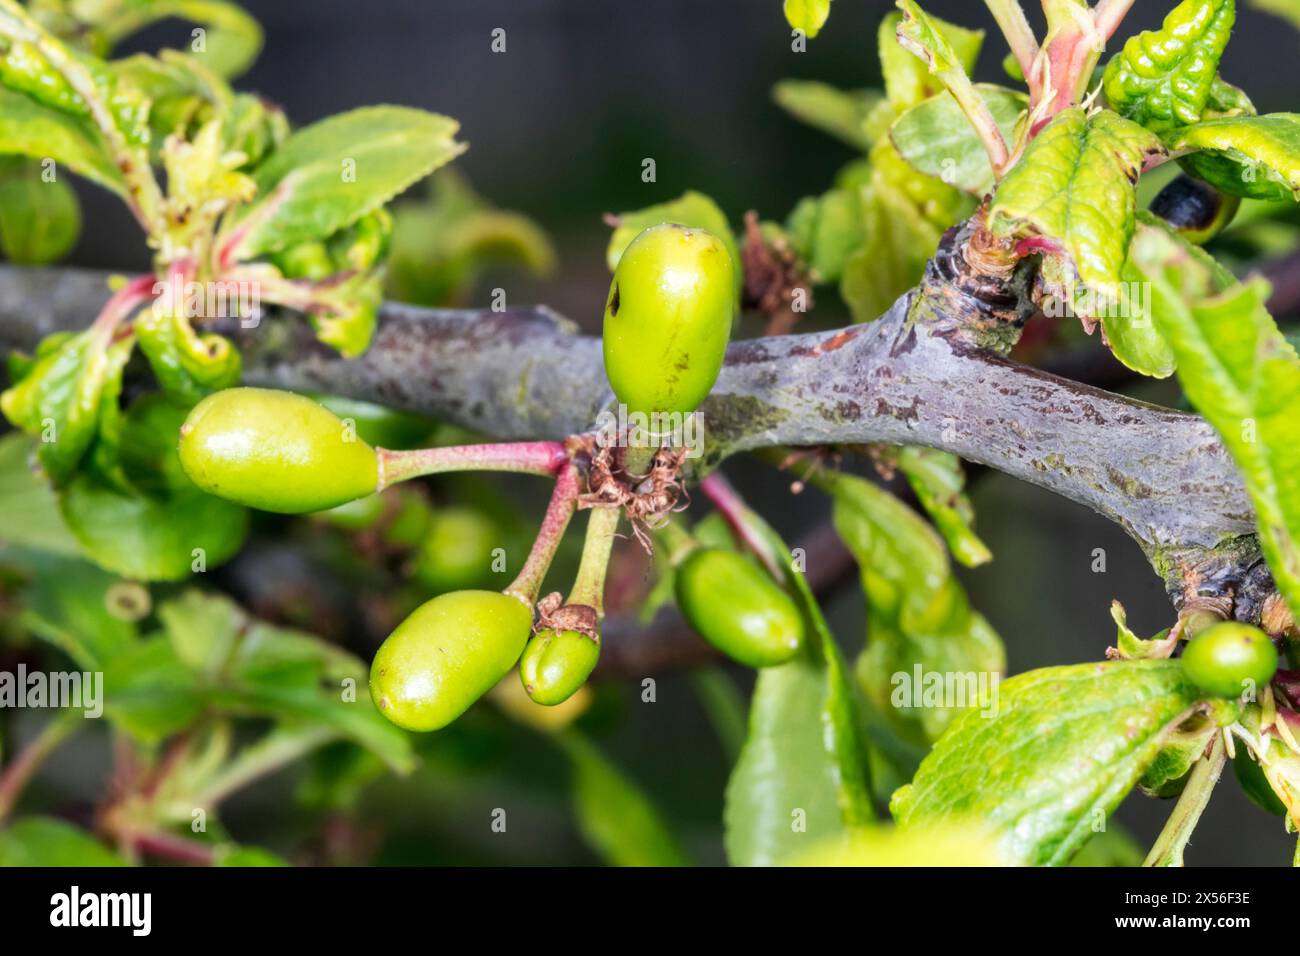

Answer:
[0,817,126,866]
[135,307,242,404]
[1133,225,1300,621]
[605,189,739,291]
[1172,113,1300,201]
[772,80,881,150]
[233,106,466,258]
[555,730,689,867]
[0,155,79,263]
[0,84,124,196]
[783,0,831,37]
[0,324,116,483]
[1139,712,1218,797]
[989,108,1162,301]
[879,9,982,113]
[891,660,1203,866]
[1102,0,1236,134]
[890,85,1027,196]
[723,501,872,866]
[826,472,1003,744]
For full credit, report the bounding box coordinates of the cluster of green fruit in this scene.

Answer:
[177,223,810,733]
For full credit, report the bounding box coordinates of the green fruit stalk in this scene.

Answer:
[602,223,735,417]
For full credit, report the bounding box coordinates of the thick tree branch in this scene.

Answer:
[0,262,1264,608]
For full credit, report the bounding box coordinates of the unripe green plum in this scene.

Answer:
[519,628,600,706]
[179,387,379,514]
[674,548,804,667]
[1181,622,1278,699]
[413,507,501,593]
[602,223,735,416]
[370,590,533,731]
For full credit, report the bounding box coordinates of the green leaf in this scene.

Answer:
[783,0,831,38]
[0,87,124,195]
[989,108,1162,302]
[101,635,205,742]
[215,845,289,866]
[772,80,880,150]
[891,660,1203,865]
[825,471,1004,744]
[159,591,415,772]
[1068,825,1144,867]
[789,822,1009,865]
[234,106,466,258]
[0,325,117,484]
[604,190,740,292]
[0,817,126,866]
[890,85,1026,196]
[723,500,872,866]
[0,432,80,556]
[555,730,689,866]
[58,472,248,581]
[10,550,138,670]
[387,172,555,308]
[894,446,992,567]
[1248,0,1300,31]
[785,188,864,283]
[879,9,982,113]
[1101,0,1236,134]
[145,1,263,79]
[1132,225,1300,622]
[0,156,79,263]
[1171,113,1300,201]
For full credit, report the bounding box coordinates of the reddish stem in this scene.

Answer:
[131,830,217,866]
[699,473,782,579]
[377,441,568,488]
[506,463,581,604]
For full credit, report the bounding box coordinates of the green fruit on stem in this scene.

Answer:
[179,387,379,514]
[370,590,533,731]
[674,548,804,667]
[519,628,600,706]
[1181,622,1278,699]
[602,223,735,416]
[413,507,501,593]
[1234,749,1287,817]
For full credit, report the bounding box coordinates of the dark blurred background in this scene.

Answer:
[35,0,1300,864]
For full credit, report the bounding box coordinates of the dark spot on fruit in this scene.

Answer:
[609,284,620,316]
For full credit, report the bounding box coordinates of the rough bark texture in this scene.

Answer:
[0,256,1265,611]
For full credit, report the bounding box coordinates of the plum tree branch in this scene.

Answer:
[0,258,1269,610]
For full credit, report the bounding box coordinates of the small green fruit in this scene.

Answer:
[413,507,501,593]
[370,590,533,731]
[519,628,600,706]
[674,548,804,667]
[1181,621,1278,699]
[602,223,735,416]
[179,387,379,513]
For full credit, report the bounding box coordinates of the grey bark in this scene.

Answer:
[0,262,1261,605]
